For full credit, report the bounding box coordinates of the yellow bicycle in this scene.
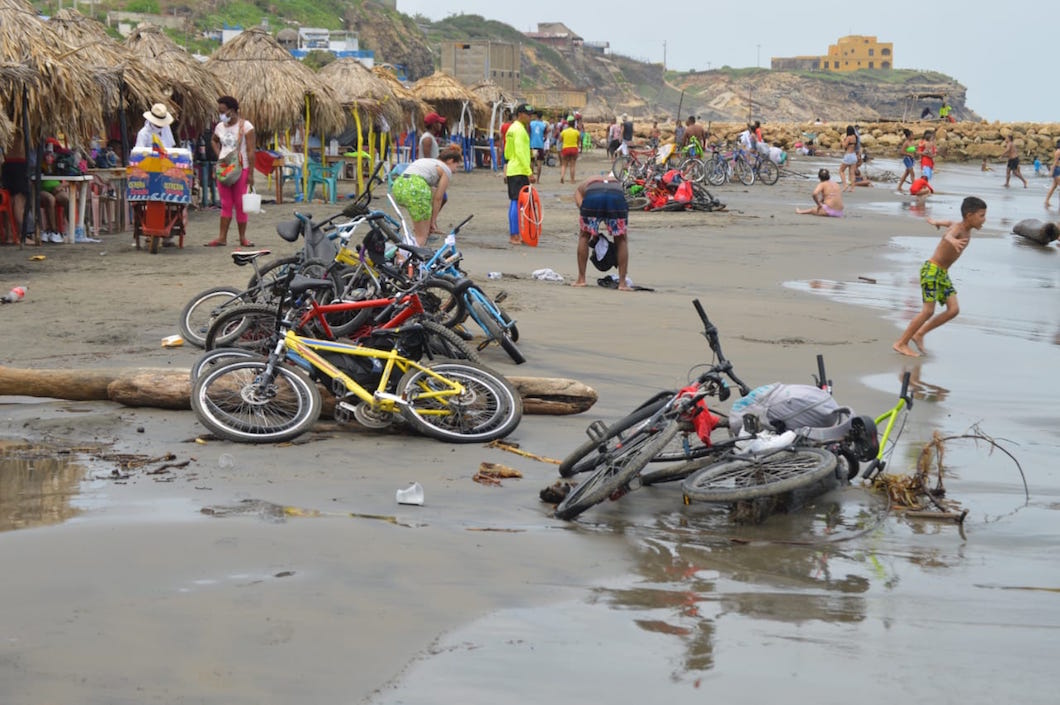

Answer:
[191,278,522,444]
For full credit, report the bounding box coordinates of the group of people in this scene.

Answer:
[895,128,936,197]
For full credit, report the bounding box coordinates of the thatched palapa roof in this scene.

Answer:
[48,10,170,120]
[205,28,345,137]
[317,58,402,128]
[0,0,105,144]
[0,60,36,148]
[372,66,430,127]
[124,23,224,131]
[410,71,490,127]
[470,80,517,107]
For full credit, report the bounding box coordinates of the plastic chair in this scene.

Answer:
[281,164,303,201]
[0,188,16,244]
[306,162,338,204]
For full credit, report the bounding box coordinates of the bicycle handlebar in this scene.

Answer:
[900,371,913,409]
[691,299,751,397]
[451,214,474,235]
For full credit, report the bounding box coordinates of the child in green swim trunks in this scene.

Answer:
[893,196,987,357]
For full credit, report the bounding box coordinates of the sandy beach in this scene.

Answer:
[2,150,1058,703]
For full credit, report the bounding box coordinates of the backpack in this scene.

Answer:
[729,383,842,435]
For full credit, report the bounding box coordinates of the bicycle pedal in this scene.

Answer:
[493,290,508,304]
[452,324,473,341]
[585,419,610,443]
[475,339,492,352]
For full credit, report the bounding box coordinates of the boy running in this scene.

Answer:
[893,196,987,357]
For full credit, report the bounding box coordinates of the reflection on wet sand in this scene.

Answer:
[0,442,84,532]
[904,362,950,403]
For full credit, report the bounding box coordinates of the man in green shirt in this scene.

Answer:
[505,103,535,245]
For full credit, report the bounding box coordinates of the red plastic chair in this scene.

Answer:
[0,188,17,244]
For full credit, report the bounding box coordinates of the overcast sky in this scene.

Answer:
[397,1,1056,123]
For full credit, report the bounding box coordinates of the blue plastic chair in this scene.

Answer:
[281,164,303,201]
[306,162,339,204]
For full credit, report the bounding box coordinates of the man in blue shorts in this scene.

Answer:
[573,176,630,290]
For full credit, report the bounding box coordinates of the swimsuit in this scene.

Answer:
[1053,166,1060,179]
[392,173,433,222]
[1007,157,1020,171]
[821,205,843,217]
[902,155,915,169]
[579,183,628,236]
[919,260,955,304]
[842,153,858,166]
[922,165,934,181]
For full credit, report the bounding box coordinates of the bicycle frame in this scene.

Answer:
[862,372,914,480]
[279,329,463,417]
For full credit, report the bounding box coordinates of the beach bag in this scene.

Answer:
[729,383,841,435]
[214,120,245,186]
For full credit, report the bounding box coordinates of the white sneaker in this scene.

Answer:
[50,231,65,243]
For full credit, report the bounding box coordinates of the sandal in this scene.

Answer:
[204,239,226,247]
[239,240,255,247]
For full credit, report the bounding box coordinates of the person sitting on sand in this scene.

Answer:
[796,168,844,217]
[910,176,934,197]
[893,196,987,357]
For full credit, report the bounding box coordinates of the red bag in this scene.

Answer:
[673,180,693,204]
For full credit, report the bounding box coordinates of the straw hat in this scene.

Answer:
[143,103,174,127]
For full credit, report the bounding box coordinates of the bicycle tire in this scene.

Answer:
[558,396,669,477]
[705,158,727,186]
[681,158,706,183]
[191,360,322,443]
[734,158,755,186]
[419,319,481,363]
[757,159,779,186]
[190,346,264,384]
[499,309,520,343]
[554,419,681,521]
[179,286,243,348]
[396,360,522,443]
[417,277,466,329]
[640,437,740,486]
[681,446,836,503]
[204,303,280,352]
[625,196,649,211]
[466,290,526,365]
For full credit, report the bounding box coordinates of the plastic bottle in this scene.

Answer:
[1,286,26,304]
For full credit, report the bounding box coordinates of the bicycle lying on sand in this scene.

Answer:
[191,275,522,444]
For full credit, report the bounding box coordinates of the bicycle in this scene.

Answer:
[191,276,522,444]
[554,299,752,520]
[749,148,780,186]
[704,144,755,186]
[859,371,913,481]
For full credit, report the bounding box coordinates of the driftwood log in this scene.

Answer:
[0,366,597,416]
[1012,218,1059,245]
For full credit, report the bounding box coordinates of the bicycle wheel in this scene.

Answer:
[554,419,681,520]
[189,346,264,384]
[625,195,649,211]
[204,303,279,352]
[179,286,242,348]
[419,319,480,363]
[640,437,740,486]
[466,289,526,364]
[498,308,520,343]
[558,395,669,477]
[192,360,322,443]
[734,157,755,186]
[417,277,466,329]
[396,360,522,443]
[757,159,779,185]
[611,153,631,180]
[705,157,726,186]
[681,158,706,183]
[681,446,836,503]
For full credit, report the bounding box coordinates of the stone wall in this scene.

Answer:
[583,120,1060,163]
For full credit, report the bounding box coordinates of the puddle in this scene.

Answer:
[0,441,86,532]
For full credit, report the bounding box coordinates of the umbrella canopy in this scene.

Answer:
[205,27,345,138]
[410,71,490,126]
[124,23,224,132]
[372,65,430,127]
[0,0,105,144]
[48,9,170,120]
[318,58,402,127]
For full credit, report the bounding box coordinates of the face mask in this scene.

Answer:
[218,113,230,125]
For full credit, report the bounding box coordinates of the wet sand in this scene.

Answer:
[1,151,1058,703]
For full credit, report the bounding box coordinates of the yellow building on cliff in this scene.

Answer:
[771,35,893,72]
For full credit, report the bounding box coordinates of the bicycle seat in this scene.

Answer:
[288,275,335,296]
[276,219,303,242]
[230,250,273,266]
[396,242,435,260]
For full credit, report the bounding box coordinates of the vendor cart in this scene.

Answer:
[126,146,192,253]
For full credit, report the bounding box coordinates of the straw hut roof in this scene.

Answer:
[470,80,517,107]
[0,0,106,144]
[410,71,490,125]
[0,60,34,147]
[124,23,224,130]
[205,27,345,137]
[372,66,430,126]
[317,58,402,127]
[48,9,170,119]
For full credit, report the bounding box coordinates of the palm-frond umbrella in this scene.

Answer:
[318,58,399,190]
[124,23,225,135]
[0,60,36,149]
[49,10,170,119]
[372,65,430,159]
[411,71,490,170]
[205,27,345,146]
[0,0,107,243]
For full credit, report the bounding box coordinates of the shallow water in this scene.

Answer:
[368,179,1060,703]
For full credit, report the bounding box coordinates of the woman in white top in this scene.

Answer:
[392,145,463,246]
[207,95,256,247]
